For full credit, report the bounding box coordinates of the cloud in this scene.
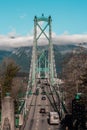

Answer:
[0,35,33,50]
[0,32,87,50]
[54,34,87,44]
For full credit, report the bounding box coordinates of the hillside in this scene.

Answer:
[10,46,32,73]
[0,50,11,62]
[0,44,87,75]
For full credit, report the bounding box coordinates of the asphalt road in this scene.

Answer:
[24,85,61,130]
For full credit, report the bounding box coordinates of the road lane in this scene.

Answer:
[24,94,37,130]
[24,83,62,130]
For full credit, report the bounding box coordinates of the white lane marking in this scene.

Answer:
[35,117,39,129]
[35,120,39,129]
[36,121,39,126]
[36,116,39,120]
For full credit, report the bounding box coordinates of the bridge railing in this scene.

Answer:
[50,83,68,120]
[15,99,26,128]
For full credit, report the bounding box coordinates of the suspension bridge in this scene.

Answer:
[20,14,67,130]
[1,15,86,130]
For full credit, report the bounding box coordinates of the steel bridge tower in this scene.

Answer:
[24,15,66,120]
[30,14,56,87]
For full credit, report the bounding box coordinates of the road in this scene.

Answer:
[23,85,61,130]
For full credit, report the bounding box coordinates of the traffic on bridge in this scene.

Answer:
[0,15,86,130]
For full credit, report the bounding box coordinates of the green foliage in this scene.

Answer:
[62,52,87,112]
[80,68,87,86]
[1,61,20,97]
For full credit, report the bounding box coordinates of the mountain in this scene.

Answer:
[0,44,87,74]
[0,50,12,62]
[10,46,32,72]
[10,44,87,74]
[53,44,80,74]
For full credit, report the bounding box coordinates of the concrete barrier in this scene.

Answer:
[1,96,15,130]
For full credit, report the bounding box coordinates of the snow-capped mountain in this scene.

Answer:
[0,43,87,74]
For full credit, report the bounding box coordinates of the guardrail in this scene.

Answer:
[61,101,68,114]
[15,100,25,128]
[50,84,68,119]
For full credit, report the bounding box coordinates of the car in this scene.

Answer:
[41,91,46,95]
[40,108,46,113]
[35,88,39,95]
[41,96,46,100]
[49,112,60,125]
[49,92,52,95]
[41,86,44,89]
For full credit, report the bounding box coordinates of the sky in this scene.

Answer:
[0,0,87,49]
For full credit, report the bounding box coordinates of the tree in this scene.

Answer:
[0,59,20,98]
[62,52,87,112]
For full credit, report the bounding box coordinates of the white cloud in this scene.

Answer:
[0,32,87,50]
[0,35,33,50]
[54,34,87,44]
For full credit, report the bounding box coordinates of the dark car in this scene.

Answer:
[49,92,52,95]
[41,91,46,95]
[40,108,46,113]
[41,96,46,100]
[41,86,44,89]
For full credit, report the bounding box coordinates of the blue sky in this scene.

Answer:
[0,0,87,36]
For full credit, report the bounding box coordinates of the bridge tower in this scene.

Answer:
[31,14,56,87]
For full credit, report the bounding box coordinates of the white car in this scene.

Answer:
[49,112,60,125]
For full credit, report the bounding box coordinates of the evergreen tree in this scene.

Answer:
[0,60,20,98]
[62,52,87,111]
